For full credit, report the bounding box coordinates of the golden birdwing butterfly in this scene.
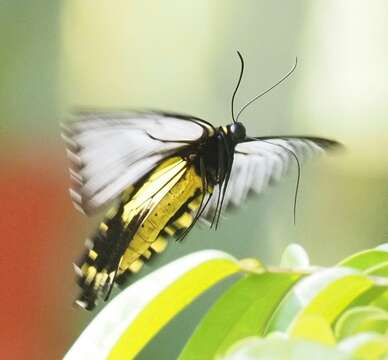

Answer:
[62,53,341,310]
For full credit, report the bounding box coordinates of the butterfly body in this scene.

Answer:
[62,111,341,309]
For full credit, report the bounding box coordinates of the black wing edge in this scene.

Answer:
[244,136,344,151]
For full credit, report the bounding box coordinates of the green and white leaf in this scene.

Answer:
[64,250,241,360]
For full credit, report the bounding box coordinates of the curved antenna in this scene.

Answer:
[231,51,245,123]
[235,57,298,122]
[262,140,301,225]
[246,136,301,225]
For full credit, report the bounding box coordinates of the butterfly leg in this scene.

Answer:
[214,132,234,229]
[210,136,228,228]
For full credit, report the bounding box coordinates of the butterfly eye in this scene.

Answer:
[229,122,246,142]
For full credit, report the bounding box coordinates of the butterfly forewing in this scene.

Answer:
[61,112,211,214]
[200,136,340,221]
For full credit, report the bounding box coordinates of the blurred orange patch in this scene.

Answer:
[0,146,87,359]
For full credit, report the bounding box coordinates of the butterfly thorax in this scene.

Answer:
[197,122,246,186]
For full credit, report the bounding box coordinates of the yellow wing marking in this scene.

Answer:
[85,266,97,285]
[121,158,187,222]
[150,237,168,253]
[119,158,202,274]
[188,195,202,211]
[128,259,144,273]
[164,225,175,237]
[88,249,98,260]
[99,222,108,233]
[174,212,193,229]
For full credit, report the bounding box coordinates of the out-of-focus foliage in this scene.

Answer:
[65,243,388,360]
[221,337,356,360]
[64,250,242,360]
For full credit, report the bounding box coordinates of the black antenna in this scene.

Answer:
[246,136,301,225]
[263,140,301,225]
[231,51,245,123]
[235,57,298,122]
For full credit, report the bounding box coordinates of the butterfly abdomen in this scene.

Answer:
[74,158,203,309]
[118,166,202,273]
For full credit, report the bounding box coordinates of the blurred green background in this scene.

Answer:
[1,1,388,359]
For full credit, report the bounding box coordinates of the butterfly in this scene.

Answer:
[62,52,341,310]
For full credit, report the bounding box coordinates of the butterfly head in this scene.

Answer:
[228,121,246,143]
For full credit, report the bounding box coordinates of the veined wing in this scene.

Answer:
[201,136,341,221]
[61,111,213,214]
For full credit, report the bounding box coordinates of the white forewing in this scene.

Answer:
[62,112,209,214]
[201,137,334,221]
